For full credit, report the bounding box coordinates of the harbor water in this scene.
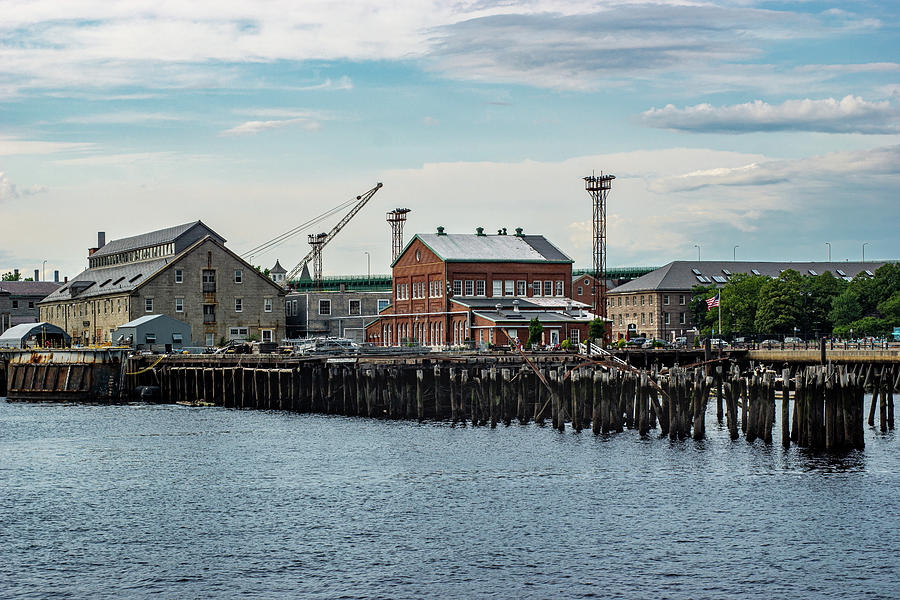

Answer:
[1,397,898,599]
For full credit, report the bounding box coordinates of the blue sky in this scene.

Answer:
[1,0,898,280]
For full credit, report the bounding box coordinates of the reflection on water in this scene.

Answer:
[1,396,898,599]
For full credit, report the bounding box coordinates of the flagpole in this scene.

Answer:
[718,293,722,338]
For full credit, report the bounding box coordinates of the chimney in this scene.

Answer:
[476,227,485,236]
[34,269,39,281]
[513,299,519,313]
[64,276,68,283]
[54,270,59,283]
[98,232,106,248]
[436,226,446,236]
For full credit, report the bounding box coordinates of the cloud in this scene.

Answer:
[220,118,322,136]
[651,144,900,192]
[641,95,900,134]
[0,136,94,156]
[60,112,185,124]
[0,1,883,95]
[0,171,47,201]
[52,151,177,166]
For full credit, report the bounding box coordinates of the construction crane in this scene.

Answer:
[283,183,383,288]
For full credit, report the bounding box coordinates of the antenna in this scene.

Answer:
[584,172,615,328]
[387,208,411,263]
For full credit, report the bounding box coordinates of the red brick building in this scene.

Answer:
[365,227,594,348]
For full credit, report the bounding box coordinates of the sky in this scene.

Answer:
[1,0,898,281]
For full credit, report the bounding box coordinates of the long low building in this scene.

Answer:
[607,260,888,341]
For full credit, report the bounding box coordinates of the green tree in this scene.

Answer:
[804,271,846,335]
[528,317,543,347]
[589,318,605,342]
[1,271,21,281]
[755,270,803,335]
[877,291,900,326]
[689,284,715,333]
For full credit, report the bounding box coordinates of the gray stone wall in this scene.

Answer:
[286,290,392,342]
[135,238,285,346]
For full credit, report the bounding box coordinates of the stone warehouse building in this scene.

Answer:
[607,260,887,342]
[39,222,285,346]
[365,226,594,348]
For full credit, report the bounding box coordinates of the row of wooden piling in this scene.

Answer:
[131,356,889,450]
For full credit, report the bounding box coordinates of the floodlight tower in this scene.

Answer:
[307,232,327,290]
[387,208,411,263]
[584,172,615,324]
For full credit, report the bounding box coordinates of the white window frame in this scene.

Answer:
[175,297,184,313]
[543,281,552,296]
[516,280,526,296]
[679,312,686,324]
[264,298,273,313]
[234,298,243,313]
[234,269,243,284]
[679,295,686,305]
[145,298,153,312]
[555,281,564,296]
[261,329,273,343]
[476,280,486,296]
[377,299,390,312]
[665,312,670,325]
[453,280,462,296]
[664,295,670,305]
[492,280,503,297]
[570,329,580,344]
[464,280,474,296]
[532,281,541,296]
[229,326,249,341]
[504,280,514,296]
[174,269,183,284]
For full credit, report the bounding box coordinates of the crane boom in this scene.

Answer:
[283,183,383,286]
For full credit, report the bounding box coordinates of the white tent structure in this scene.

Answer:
[0,322,71,348]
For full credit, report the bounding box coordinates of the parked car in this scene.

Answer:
[710,338,727,348]
[673,336,688,348]
[760,339,781,348]
[626,337,647,348]
[784,336,803,344]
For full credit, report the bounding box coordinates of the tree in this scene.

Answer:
[589,318,605,342]
[528,317,543,347]
[877,291,900,326]
[755,270,803,335]
[689,284,715,332]
[1,271,21,281]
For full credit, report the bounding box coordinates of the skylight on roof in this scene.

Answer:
[865,270,874,276]
[836,269,846,276]
[100,278,112,287]
[691,268,702,275]
[113,277,125,285]
[751,269,761,275]
[843,276,853,282]
[722,269,731,276]
[128,274,143,283]
[712,275,727,283]
[808,269,817,276]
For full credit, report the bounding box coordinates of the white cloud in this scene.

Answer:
[0,171,47,201]
[220,118,322,136]
[641,95,900,134]
[52,151,177,166]
[60,112,185,124]
[0,136,94,156]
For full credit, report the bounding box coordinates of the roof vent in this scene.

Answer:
[496,227,507,235]
[513,299,519,312]
[436,226,446,236]
[476,227,485,236]
[495,303,502,314]
[566,300,572,314]
[515,227,523,236]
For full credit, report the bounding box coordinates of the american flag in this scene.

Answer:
[706,293,720,309]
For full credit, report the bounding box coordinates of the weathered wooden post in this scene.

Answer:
[781,367,791,448]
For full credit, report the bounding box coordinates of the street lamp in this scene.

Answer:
[862,242,869,262]
[825,242,831,262]
[733,245,739,261]
[364,251,371,282]
[694,244,701,261]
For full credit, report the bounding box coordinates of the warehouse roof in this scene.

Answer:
[41,258,171,302]
[0,281,61,298]
[472,310,592,324]
[610,261,890,294]
[450,297,589,310]
[0,322,71,347]
[91,221,222,258]
[401,232,572,266]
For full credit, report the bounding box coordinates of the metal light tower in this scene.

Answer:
[584,172,615,323]
[387,208,411,263]
[307,232,327,290]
